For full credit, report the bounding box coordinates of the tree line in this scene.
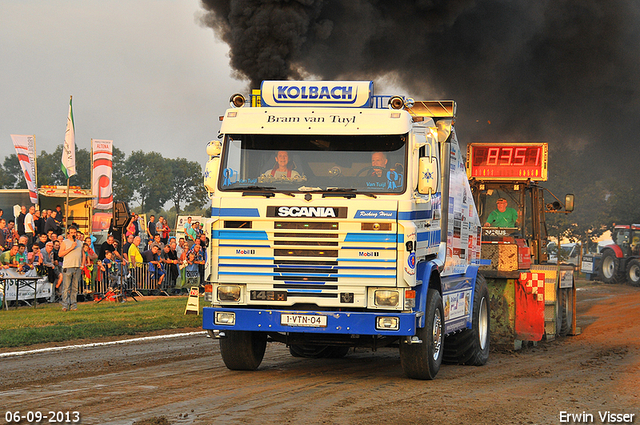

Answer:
[0,146,208,215]
[544,143,640,251]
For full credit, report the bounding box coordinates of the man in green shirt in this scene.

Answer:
[484,198,519,228]
[186,223,198,248]
[0,245,19,268]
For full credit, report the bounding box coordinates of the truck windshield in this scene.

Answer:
[219,134,407,194]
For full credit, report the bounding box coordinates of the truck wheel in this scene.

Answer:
[626,259,640,287]
[443,274,490,366]
[399,288,444,380]
[559,288,573,336]
[219,331,267,370]
[599,249,622,284]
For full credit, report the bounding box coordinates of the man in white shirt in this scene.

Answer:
[24,205,36,247]
[58,225,83,311]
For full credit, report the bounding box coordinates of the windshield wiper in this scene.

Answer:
[242,186,276,198]
[297,187,377,199]
[322,188,357,198]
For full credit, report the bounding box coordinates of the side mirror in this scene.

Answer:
[436,119,452,143]
[565,194,575,212]
[207,140,222,157]
[418,157,438,195]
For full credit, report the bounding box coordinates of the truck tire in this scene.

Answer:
[599,249,622,284]
[399,288,444,380]
[626,259,640,287]
[559,288,573,336]
[289,345,350,358]
[219,331,267,370]
[443,274,490,366]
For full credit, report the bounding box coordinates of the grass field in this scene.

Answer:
[0,296,203,348]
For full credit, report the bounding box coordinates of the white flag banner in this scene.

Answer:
[10,134,38,204]
[92,139,113,209]
[61,96,76,179]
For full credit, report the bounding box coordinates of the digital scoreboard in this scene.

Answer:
[466,142,548,181]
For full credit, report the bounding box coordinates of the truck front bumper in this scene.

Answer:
[203,307,418,336]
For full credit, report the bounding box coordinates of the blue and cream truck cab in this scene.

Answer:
[202,81,489,379]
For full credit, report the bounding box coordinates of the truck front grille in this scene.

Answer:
[217,218,397,295]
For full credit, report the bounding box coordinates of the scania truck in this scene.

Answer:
[202,81,489,379]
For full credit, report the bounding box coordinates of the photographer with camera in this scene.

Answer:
[58,225,83,311]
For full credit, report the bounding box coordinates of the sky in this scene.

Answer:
[1,0,248,167]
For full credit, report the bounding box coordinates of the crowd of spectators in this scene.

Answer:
[1,206,210,309]
[118,214,209,292]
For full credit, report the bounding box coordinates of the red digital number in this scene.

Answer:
[514,147,526,165]
[486,147,499,165]
[499,147,513,165]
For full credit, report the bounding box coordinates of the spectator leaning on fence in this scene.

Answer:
[161,243,179,288]
[14,243,30,272]
[0,245,19,268]
[142,243,165,291]
[128,236,143,268]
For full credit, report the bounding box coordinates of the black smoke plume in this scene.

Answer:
[199,0,640,170]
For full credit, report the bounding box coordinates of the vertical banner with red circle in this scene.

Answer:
[92,139,113,210]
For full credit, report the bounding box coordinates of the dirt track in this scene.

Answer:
[1,281,638,425]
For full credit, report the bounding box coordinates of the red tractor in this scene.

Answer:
[599,224,640,286]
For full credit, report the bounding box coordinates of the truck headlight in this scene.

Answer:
[217,285,242,302]
[215,312,236,325]
[374,290,400,307]
[376,316,400,330]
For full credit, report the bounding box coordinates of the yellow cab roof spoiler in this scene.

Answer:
[406,100,456,121]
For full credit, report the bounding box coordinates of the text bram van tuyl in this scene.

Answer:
[559,411,636,423]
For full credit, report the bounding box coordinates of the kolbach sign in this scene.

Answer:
[260,81,373,108]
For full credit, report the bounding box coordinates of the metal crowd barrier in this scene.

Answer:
[77,262,199,298]
[31,260,203,303]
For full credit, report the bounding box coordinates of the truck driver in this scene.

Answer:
[484,198,519,228]
[370,152,388,177]
[262,151,301,179]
